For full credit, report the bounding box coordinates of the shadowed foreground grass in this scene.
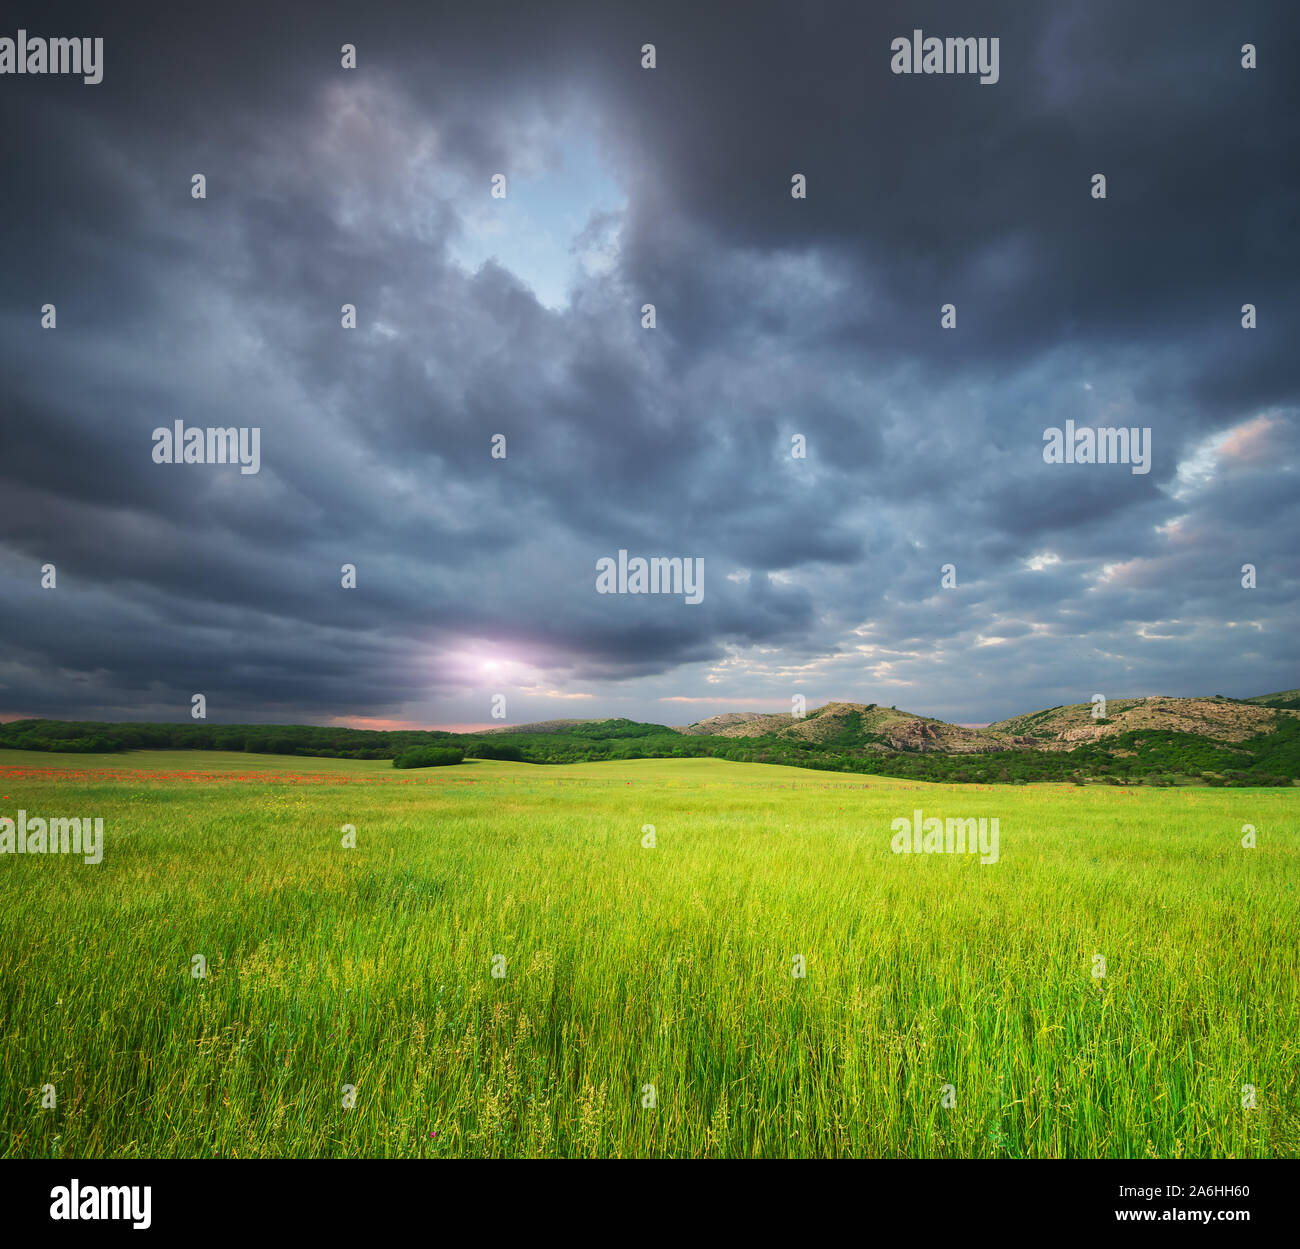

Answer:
[0,750,1296,1158]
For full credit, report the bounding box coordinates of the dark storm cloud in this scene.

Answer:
[1,0,1296,725]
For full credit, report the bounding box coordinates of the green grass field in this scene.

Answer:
[1,749,1296,1158]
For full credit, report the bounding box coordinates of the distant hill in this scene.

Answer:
[1241,690,1300,710]
[986,695,1293,746]
[482,718,599,734]
[676,694,1298,753]
[482,717,672,738]
[677,700,1022,753]
[3,690,1297,784]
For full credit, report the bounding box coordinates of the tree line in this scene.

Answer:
[1,716,1295,786]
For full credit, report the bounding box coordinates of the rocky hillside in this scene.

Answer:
[678,701,1024,754]
[676,694,1297,754]
[490,693,1297,756]
[987,695,1295,749]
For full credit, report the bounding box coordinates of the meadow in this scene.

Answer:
[0,749,1296,1158]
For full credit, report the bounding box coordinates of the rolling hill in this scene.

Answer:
[673,694,1299,754]
[3,690,1297,784]
[675,701,1023,753]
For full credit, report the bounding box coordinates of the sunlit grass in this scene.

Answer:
[0,751,1295,1158]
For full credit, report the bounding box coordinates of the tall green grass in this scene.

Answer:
[0,750,1295,1157]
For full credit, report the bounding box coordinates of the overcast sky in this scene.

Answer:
[1,0,1296,730]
